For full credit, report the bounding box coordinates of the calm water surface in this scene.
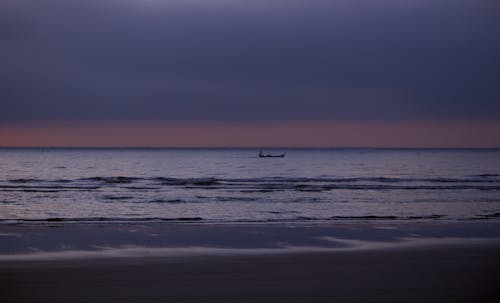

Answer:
[0,148,499,223]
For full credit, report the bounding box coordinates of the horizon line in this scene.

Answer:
[1,146,500,150]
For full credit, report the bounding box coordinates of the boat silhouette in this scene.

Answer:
[259,150,286,158]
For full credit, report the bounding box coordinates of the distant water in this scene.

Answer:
[1,148,499,224]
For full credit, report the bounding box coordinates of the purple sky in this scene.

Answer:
[1,0,499,147]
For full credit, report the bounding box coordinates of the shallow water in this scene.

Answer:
[1,148,499,223]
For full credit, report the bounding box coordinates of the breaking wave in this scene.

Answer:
[2,175,500,193]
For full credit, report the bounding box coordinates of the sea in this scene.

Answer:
[1,148,499,224]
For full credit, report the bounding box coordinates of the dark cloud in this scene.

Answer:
[1,0,500,123]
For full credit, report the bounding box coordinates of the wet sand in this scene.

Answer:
[1,246,500,303]
[1,222,500,302]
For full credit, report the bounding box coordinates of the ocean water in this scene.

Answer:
[0,148,499,224]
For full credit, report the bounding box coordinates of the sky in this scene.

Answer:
[1,0,499,147]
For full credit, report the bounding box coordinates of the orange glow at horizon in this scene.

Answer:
[1,121,499,148]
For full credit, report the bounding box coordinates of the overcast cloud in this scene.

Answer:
[1,0,499,123]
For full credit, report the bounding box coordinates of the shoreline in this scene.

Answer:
[1,221,500,260]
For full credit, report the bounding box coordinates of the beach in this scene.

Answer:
[1,222,500,302]
[1,149,500,302]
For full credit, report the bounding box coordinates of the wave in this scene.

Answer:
[473,174,500,178]
[0,215,440,224]
[155,177,219,186]
[290,214,446,221]
[80,176,139,184]
[1,185,100,189]
[239,184,500,192]
[295,215,442,220]
[0,217,204,224]
[7,175,500,184]
[2,175,499,193]
[203,214,448,223]
[267,210,300,214]
[4,213,500,224]
[124,186,159,190]
[215,196,258,202]
[0,185,101,193]
[149,199,186,203]
[477,212,500,219]
[102,195,134,201]
[8,178,41,183]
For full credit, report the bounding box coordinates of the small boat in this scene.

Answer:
[259,150,286,158]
